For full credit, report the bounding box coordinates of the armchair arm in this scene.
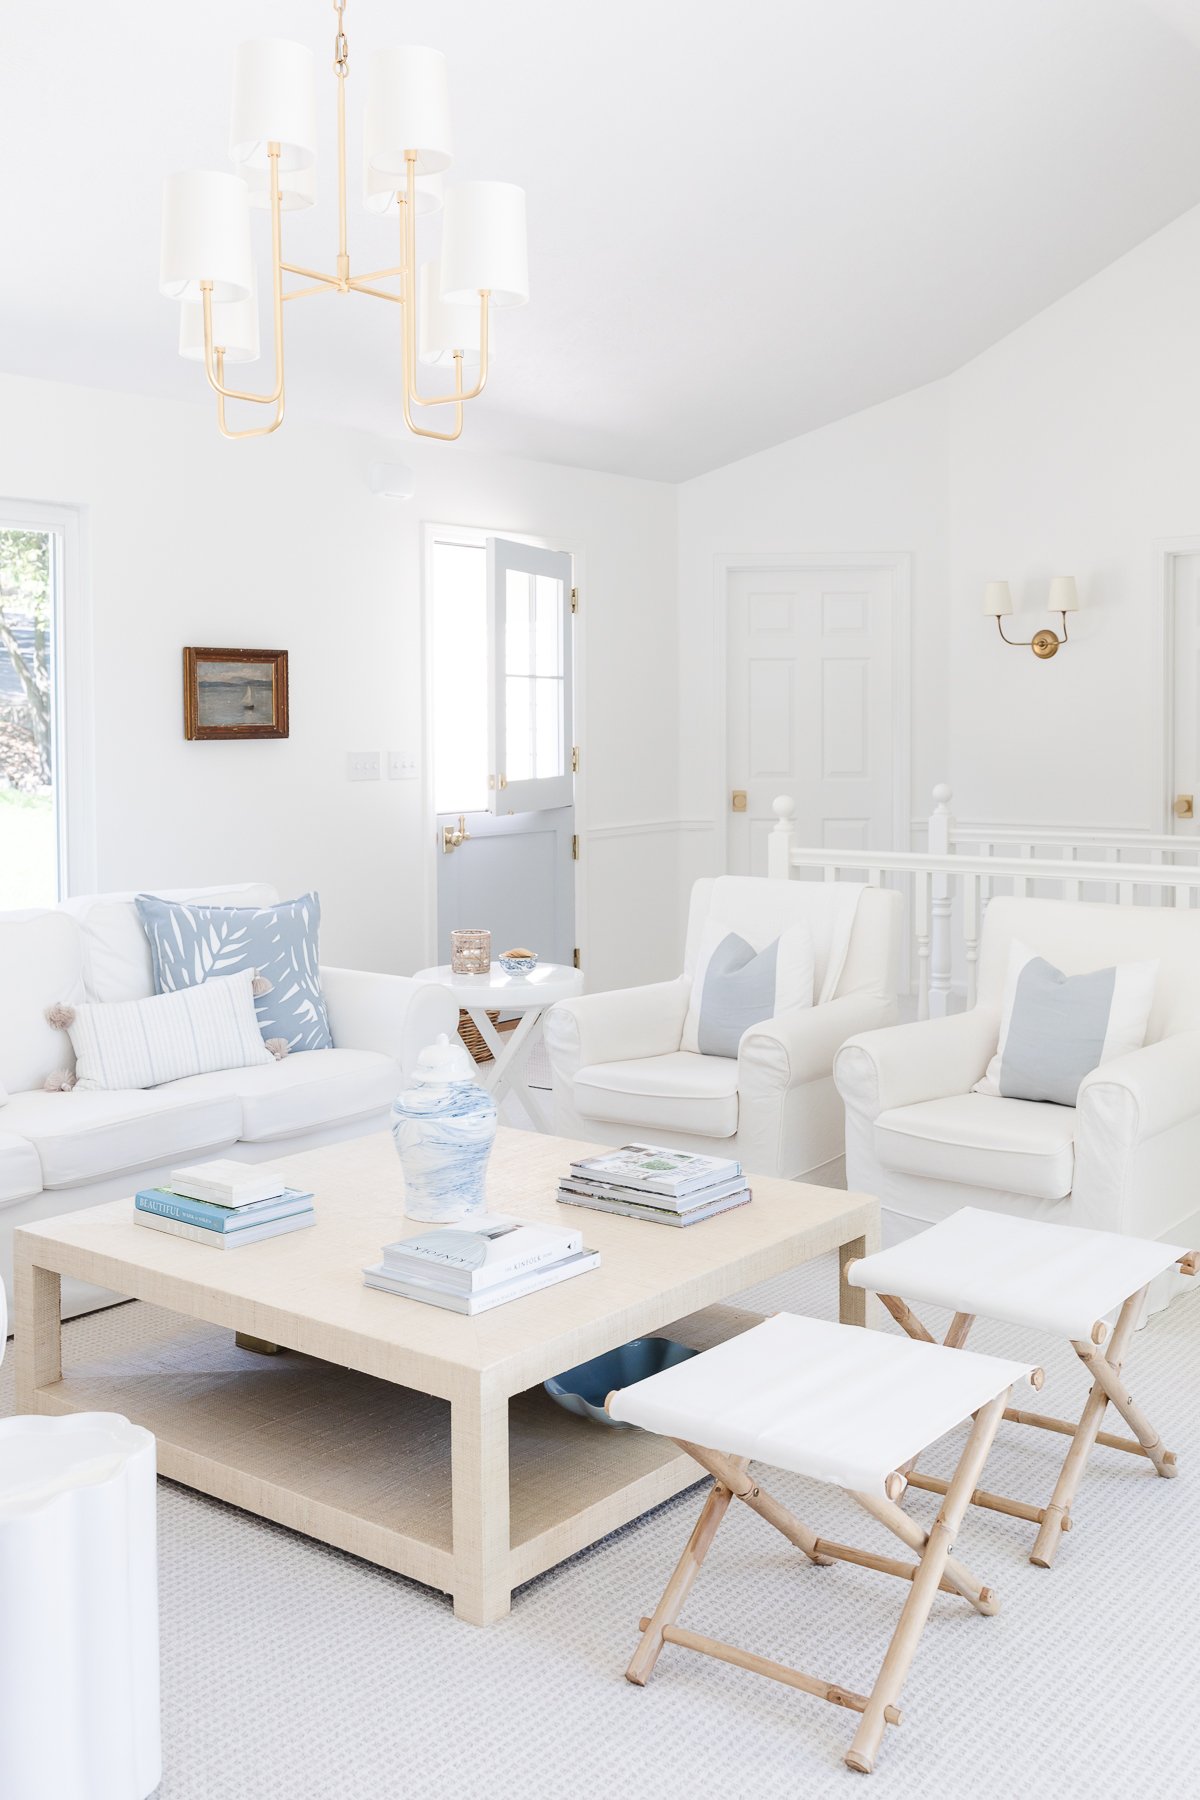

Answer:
[739,991,898,1093]
[543,977,691,1082]
[834,1007,1000,1122]
[1076,1031,1200,1143]
[321,966,458,1077]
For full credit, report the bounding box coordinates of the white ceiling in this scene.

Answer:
[4,0,1200,480]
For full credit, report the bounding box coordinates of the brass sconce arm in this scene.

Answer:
[995,612,1070,659]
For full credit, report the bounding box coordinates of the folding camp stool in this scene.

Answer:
[606,1311,1038,1775]
[846,1207,1198,1569]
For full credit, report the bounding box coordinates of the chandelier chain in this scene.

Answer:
[332,0,349,78]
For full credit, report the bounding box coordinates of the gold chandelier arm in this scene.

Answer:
[402,349,465,440]
[201,146,286,405]
[215,350,285,438]
[398,153,491,411]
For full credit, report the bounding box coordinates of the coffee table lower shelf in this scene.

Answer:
[29,1299,760,1618]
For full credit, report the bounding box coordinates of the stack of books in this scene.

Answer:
[134,1158,315,1248]
[557,1144,751,1227]
[363,1215,599,1314]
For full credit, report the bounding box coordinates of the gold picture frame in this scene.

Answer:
[183,646,289,741]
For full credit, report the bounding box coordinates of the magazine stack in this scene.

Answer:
[363,1216,600,1314]
[556,1144,751,1227]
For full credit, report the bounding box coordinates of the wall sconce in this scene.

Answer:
[984,576,1079,658]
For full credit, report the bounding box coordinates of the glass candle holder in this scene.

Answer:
[451,928,491,974]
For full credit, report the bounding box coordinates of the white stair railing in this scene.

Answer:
[767,793,1200,1020]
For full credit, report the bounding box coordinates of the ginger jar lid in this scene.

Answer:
[409,1032,478,1086]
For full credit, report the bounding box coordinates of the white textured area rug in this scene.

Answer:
[3,1265,1197,1800]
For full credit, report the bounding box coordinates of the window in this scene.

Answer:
[0,508,68,906]
[428,528,575,818]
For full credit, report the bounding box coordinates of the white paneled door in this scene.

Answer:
[1172,552,1200,837]
[726,563,901,874]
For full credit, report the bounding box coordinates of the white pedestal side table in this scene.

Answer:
[414,961,584,1131]
[0,1412,161,1800]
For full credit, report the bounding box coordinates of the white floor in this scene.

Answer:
[2,1260,1196,1799]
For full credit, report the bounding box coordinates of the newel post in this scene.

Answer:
[768,795,797,880]
[927,784,954,1016]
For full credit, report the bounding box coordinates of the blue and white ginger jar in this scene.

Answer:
[391,1034,498,1222]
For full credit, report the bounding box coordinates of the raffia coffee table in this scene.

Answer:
[14,1129,879,1625]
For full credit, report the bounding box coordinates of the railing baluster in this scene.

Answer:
[964,873,980,1010]
[915,870,932,1021]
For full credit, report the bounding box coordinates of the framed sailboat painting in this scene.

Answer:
[183,646,289,740]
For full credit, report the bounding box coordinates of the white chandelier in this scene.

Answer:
[159,0,528,441]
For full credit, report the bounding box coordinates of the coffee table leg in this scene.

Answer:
[839,1231,879,1327]
[14,1252,62,1413]
[451,1383,512,1625]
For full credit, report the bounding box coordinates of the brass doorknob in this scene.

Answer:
[441,814,471,853]
[731,790,748,813]
[1174,794,1194,820]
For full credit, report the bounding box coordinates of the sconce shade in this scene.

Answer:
[440,180,529,308]
[363,160,443,216]
[178,288,260,364]
[160,170,253,303]
[244,162,316,211]
[419,261,482,365]
[1049,576,1080,612]
[365,47,454,178]
[983,581,1014,617]
[229,39,318,172]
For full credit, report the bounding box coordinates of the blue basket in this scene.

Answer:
[544,1336,699,1429]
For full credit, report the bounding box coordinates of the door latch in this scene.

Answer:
[441,814,471,854]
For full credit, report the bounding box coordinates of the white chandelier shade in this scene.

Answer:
[419,262,482,366]
[365,46,453,177]
[159,170,253,303]
[245,162,316,211]
[440,180,529,307]
[229,39,318,172]
[179,289,260,364]
[363,159,442,217]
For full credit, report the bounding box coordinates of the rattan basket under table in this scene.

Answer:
[458,1008,519,1064]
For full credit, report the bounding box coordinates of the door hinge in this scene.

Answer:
[573,947,581,969]
[570,586,579,613]
[571,745,580,774]
[571,833,579,860]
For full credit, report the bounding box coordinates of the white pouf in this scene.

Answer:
[0,1412,161,1800]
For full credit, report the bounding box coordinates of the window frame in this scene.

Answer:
[0,498,95,900]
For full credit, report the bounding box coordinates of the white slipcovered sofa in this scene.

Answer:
[834,895,1200,1260]
[0,883,457,1319]
[546,877,901,1180]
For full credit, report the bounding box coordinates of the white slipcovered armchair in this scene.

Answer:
[546,877,901,1180]
[835,896,1200,1259]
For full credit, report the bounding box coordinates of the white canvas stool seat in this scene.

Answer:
[607,1312,1036,1775]
[848,1208,1198,1568]
[0,1412,161,1800]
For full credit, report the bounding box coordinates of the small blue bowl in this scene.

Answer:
[544,1336,698,1430]
[499,952,538,975]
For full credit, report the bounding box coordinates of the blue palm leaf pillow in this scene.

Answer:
[135,891,332,1053]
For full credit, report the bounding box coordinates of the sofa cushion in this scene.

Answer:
[573,1052,740,1139]
[161,1048,400,1141]
[0,1088,241,1190]
[0,1129,43,1207]
[68,971,274,1091]
[874,1093,1075,1202]
[59,884,279,1004]
[0,910,86,1095]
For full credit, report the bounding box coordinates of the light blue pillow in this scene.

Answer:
[135,891,332,1053]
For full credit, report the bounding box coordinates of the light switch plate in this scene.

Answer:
[347,751,381,781]
[388,751,418,780]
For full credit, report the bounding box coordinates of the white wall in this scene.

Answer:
[680,199,1200,861]
[947,203,1200,830]
[0,373,677,989]
[675,378,951,889]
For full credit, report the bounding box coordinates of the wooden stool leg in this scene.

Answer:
[1072,1343,1177,1479]
[676,1441,833,1567]
[845,1390,1008,1775]
[626,1478,734,1686]
[1030,1287,1143,1569]
[854,1491,998,1616]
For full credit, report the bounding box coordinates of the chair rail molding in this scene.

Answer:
[710,549,913,874]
